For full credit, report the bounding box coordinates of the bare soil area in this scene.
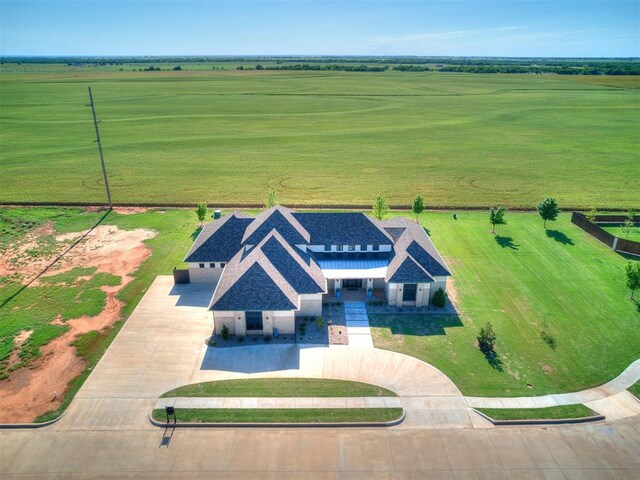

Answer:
[0,224,156,422]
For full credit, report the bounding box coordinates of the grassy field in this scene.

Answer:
[151,407,403,424]
[370,212,640,397]
[161,378,397,398]
[1,69,638,208]
[477,404,597,421]
[600,225,640,243]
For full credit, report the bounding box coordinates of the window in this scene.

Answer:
[209,263,215,268]
[403,284,417,302]
[245,311,263,331]
[325,244,331,252]
[336,245,344,251]
[372,244,379,251]
[199,263,205,268]
[348,245,356,251]
[220,262,226,268]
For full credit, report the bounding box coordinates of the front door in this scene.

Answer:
[246,311,263,331]
[403,284,417,302]
[343,279,362,289]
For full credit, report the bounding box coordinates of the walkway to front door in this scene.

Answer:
[344,301,373,348]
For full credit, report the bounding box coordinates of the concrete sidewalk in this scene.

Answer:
[344,301,373,348]
[466,359,640,420]
[156,396,403,409]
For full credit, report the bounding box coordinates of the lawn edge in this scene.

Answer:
[473,408,605,426]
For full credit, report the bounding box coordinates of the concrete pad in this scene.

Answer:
[227,430,286,472]
[489,429,559,470]
[438,430,502,470]
[388,429,450,471]
[284,430,339,472]
[59,431,134,474]
[586,391,640,420]
[337,430,393,472]
[4,432,83,474]
[170,430,234,473]
[112,431,178,473]
[542,427,614,470]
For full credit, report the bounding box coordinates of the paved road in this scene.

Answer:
[2,276,639,477]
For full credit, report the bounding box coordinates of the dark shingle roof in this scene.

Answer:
[386,256,434,283]
[293,213,393,245]
[242,206,310,245]
[210,262,298,311]
[383,217,451,282]
[260,233,325,294]
[184,212,252,263]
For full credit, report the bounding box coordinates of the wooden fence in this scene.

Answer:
[571,212,640,257]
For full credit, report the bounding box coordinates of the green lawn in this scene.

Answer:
[161,378,397,398]
[629,381,640,400]
[370,212,640,397]
[477,404,597,421]
[1,70,638,208]
[151,407,403,424]
[600,225,640,243]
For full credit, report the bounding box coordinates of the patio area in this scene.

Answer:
[322,288,386,303]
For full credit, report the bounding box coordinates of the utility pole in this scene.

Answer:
[87,86,112,209]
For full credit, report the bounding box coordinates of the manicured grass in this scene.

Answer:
[370,212,640,397]
[1,70,638,208]
[160,378,397,398]
[477,404,597,421]
[629,381,640,400]
[600,225,640,243]
[151,407,403,424]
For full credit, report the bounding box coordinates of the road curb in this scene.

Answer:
[149,409,405,429]
[0,412,65,429]
[472,408,605,426]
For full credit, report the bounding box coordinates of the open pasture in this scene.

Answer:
[1,70,638,208]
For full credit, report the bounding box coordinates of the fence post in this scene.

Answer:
[612,237,618,251]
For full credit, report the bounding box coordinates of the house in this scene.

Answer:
[184,206,451,336]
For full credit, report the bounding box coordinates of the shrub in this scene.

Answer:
[264,336,271,342]
[299,323,306,335]
[478,322,496,352]
[432,288,447,308]
[314,316,324,329]
[221,324,229,340]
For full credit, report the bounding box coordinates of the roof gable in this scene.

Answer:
[386,255,434,283]
[242,206,310,245]
[184,212,252,263]
[405,241,450,277]
[211,263,298,311]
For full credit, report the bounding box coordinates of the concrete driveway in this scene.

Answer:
[56,276,473,431]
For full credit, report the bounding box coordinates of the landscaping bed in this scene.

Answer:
[152,407,403,424]
[477,404,598,422]
[629,381,640,400]
[160,378,397,398]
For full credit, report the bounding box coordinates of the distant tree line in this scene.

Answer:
[264,63,389,72]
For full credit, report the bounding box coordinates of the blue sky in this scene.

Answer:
[1,1,638,57]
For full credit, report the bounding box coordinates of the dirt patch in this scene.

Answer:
[112,207,148,215]
[0,225,156,422]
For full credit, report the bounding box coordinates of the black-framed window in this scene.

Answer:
[220,262,226,268]
[336,245,344,251]
[325,244,331,252]
[246,311,263,330]
[403,284,417,302]
[348,244,356,251]
[199,263,205,268]
[209,263,215,268]
[372,244,379,251]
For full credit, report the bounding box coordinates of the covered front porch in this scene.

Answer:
[322,287,386,303]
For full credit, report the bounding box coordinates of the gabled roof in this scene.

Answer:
[383,217,451,282]
[293,212,393,245]
[259,232,325,294]
[242,206,310,245]
[184,212,252,263]
[386,255,434,283]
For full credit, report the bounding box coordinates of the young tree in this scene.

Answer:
[372,195,389,220]
[621,218,634,239]
[537,197,559,228]
[195,202,207,226]
[265,189,279,209]
[477,322,496,353]
[585,207,598,224]
[624,262,640,300]
[489,206,507,234]
[412,195,425,222]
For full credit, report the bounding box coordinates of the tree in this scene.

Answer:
[412,195,425,222]
[195,202,207,226]
[372,195,389,220]
[537,197,559,228]
[621,218,634,239]
[489,206,507,234]
[624,262,640,300]
[432,288,446,308]
[585,207,598,224]
[477,322,496,353]
[265,189,279,209]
